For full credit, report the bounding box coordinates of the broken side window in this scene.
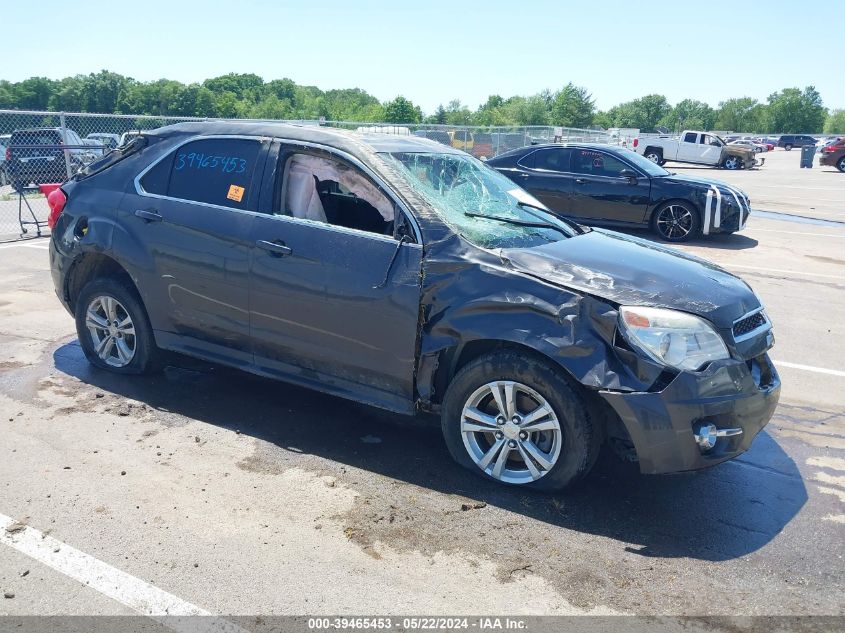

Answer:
[281,153,396,237]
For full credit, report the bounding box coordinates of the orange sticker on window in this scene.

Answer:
[227,184,245,202]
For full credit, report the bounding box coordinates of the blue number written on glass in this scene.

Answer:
[173,152,248,173]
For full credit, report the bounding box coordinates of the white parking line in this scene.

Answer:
[0,513,245,631]
[726,264,845,281]
[0,240,49,250]
[749,228,845,238]
[773,361,845,378]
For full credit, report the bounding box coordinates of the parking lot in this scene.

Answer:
[0,147,843,618]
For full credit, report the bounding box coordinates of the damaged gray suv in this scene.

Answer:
[48,122,780,490]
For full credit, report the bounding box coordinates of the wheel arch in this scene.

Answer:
[426,338,614,446]
[428,338,611,422]
[64,251,142,315]
[643,146,664,159]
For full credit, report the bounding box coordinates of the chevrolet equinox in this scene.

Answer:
[48,122,781,490]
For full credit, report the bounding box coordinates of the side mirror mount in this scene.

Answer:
[619,169,638,184]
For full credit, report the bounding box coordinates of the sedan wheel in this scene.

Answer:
[85,295,136,368]
[460,380,562,484]
[837,157,845,173]
[654,203,699,242]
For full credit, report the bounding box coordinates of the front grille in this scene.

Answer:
[733,311,767,338]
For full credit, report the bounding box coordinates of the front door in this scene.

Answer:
[568,148,650,224]
[695,134,724,165]
[121,135,269,365]
[249,144,423,412]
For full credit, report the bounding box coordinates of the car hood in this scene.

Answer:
[723,145,755,158]
[658,172,749,198]
[500,229,760,328]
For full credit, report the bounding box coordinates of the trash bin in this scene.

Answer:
[800,144,816,168]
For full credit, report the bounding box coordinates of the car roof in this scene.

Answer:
[147,120,465,156]
[12,127,63,133]
[503,142,633,155]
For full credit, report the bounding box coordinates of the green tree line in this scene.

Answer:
[0,70,841,133]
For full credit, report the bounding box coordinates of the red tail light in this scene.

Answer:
[47,188,67,229]
[823,145,836,153]
[633,138,639,148]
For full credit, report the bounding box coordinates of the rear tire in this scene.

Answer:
[441,350,600,491]
[784,144,793,151]
[75,277,162,375]
[644,149,663,164]
[837,157,845,173]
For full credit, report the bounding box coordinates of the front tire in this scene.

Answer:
[723,155,742,170]
[651,201,701,242]
[75,277,161,374]
[441,351,600,491]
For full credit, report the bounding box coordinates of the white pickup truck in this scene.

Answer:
[632,130,763,170]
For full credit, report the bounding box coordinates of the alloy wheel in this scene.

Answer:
[645,152,661,164]
[656,204,693,240]
[460,380,562,484]
[724,156,741,170]
[85,295,136,368]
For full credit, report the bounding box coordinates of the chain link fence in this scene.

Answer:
[0,109,613,241]
[0,110,212,240]
[322,121,613,158]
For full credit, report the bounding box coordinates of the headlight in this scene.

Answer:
[618,306,729,372]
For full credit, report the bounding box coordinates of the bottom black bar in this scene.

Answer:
[0,616,842,633]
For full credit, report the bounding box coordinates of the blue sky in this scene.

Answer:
[5,0,843,113]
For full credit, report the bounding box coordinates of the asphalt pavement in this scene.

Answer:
[0,148,843,618]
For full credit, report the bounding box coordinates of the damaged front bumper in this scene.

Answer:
[599,353,780,474]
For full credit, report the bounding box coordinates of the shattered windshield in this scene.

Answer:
[381,151,576,248]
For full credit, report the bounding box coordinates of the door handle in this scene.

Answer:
[134,209,162,222]
[256,240,293,257]
[574,178,586,185]
[518,172,530,178]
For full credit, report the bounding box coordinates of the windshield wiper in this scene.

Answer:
[464,211,567,235]
[515,201,588,235]
[515,201,549,213]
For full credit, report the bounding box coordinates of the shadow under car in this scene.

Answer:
[53,340,806,562]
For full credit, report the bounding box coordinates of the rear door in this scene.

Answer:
[676,132,701,162]
[568,148,650,224]
[122,135,269,366]
[512,148,573,214]
[248,142,423,412]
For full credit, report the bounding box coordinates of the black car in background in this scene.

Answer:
[776,134,817,150]
[486,143,751,242]
[6,127,91,191]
